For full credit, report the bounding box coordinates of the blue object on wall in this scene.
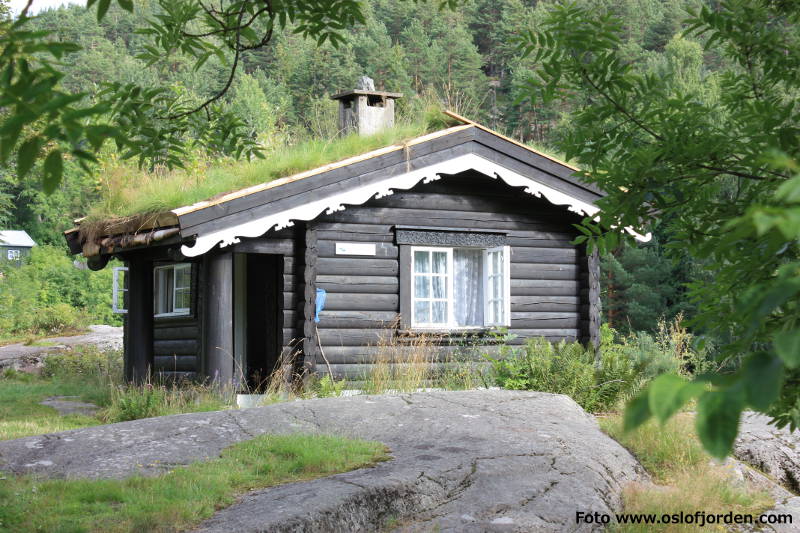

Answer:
[315,288,327,323]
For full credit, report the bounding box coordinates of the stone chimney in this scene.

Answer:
[331,76,402,136]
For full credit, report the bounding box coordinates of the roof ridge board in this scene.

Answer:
[172,124,474,218]
[443,110,580,172]
[176,126,478,233]
[471,128,605,198]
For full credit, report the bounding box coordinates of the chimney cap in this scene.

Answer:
[331,89,403,101]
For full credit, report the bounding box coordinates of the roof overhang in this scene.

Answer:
[69,117,651,262]
[180,152,649,257]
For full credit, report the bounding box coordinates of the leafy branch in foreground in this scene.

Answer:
[521,0,800,457]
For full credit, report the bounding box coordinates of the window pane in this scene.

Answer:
[432,275,446,299]
[175,266,191,289]
[414,251,430,273]
[432,301,447,324]
[414,301,430,324]
[432,251,447,273]
[453,249,483,326]
[415,275,430,298]
[175,289,190,311]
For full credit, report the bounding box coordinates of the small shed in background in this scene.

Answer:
[0,230,36,266]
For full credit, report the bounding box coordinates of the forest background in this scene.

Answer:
[0,0,714,337]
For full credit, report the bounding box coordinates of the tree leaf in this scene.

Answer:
[741,351,783,411]
[96,0,111,22]
[696,388,744,459]
[42,150,63,194]
[16,137,41,179]
[775,329,800,369]
[648,374,705,424]
[623,389,652,432]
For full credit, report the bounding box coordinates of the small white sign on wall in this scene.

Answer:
[335,242,377,256]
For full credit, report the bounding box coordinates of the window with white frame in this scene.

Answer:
[112,266,128,314]
[410,246,510,329]
[7,249,20,261]
[154,263,191,317]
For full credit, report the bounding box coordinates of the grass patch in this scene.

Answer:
[89,122,432,220]
[0,348,235,440]
[600,414,773,532]
[0,372,105,440]
[0,433,388,532]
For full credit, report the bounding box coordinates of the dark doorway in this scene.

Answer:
[234,253,283,391]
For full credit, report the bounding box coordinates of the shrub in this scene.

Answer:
[0,245,121,340]
[42,347,123,384]
[107,385,166,422]
[488,337,606,411]
[488,318,708,413]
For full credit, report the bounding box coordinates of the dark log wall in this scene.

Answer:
[153,258,202,381]
[310,170,588,380]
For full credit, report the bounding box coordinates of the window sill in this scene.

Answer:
[154,312,192,319]
[396,327,509,343]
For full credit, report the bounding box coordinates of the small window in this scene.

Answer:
[112,266,128,314]
[410,246,510,329]
[154,263,192,317]
[7,249,20,261]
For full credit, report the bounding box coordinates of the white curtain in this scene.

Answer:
[453,249,483,326]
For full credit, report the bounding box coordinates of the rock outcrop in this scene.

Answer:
[0,390,644,532]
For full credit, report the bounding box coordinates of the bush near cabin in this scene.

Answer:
[0,246,120,341]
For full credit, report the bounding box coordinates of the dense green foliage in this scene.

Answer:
[0,246,120,340]
[1,0,721,245]
[524,0,800,456]
[488,322,710,413]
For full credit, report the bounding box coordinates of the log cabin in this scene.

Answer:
[64,86,647,387]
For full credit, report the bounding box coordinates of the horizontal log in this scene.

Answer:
[153,355,197,372]
[232,239,298,255]
[326,210,567,232]
[511,263,578,280]
[369,191,573,217]
[506,329,580,344]
[154,339,198,356]
[283,292,301,311]
[322,292,399,312]
[317,240,398,259]
[319,345,497,365]
[510,279,580,296]
[316,275,398,294]
[317,257,398,276]
[315,222,392,236]
[510,296,580,313]
[282,328,303,345]
[153,326,199,341]
[510,247,577,264]
[153,315,196,327]
[312,310,400,329]
[322,361,496,380]
[153,371,198,383]
[511,312,579,329]
[318,328,394,347]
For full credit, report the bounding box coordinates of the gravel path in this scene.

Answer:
[0,325,122,370]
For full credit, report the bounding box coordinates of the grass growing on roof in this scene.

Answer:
[90,122,432,220]
[0,433,388,532]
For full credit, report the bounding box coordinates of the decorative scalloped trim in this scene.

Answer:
[180,153,648,257]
